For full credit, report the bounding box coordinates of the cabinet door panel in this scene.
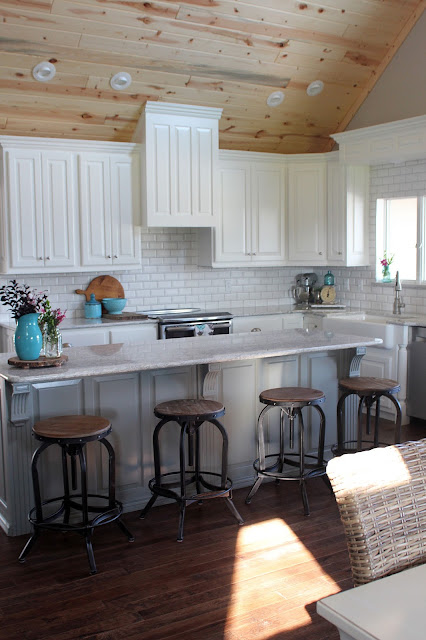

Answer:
[7,150,43,269]
[42,152,77,267]
[288,163,326,263]
[152,123,171,215]
[252,165,285,261]
[79,154,112,267]
[216,163,250,262]
[110,154,140,266]
[174,125,192,216]
[61,328,109,347]
[327,162,345,263]
[109,324,157,344]
[193,125,214,217]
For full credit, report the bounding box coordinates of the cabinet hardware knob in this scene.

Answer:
[38,257,43,260]
[251,328,261,332]
[319,251,323,255]
[252,253,256,256]
[114,255,118,259]
[107,255,111,259]
[338,251,342,255]
[46,256,50,260]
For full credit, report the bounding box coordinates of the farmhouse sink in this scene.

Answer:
[322,313,412,349]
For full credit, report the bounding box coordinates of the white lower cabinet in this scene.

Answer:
[109,324,157,344]
[61,323,158,348]
[233,313,303,334]
[303,315,323,331]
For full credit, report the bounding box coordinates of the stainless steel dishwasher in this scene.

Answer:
[407,326,426,420]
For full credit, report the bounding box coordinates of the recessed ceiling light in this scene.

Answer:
[110,72,132,90]
[266,91,285,107]
[32,61,56,82]
[306,80,324,96]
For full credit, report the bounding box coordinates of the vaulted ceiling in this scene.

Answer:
[0,0,424,153]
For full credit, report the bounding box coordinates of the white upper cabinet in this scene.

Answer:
[327,159,370,266]
[0,136,141,274]
[135,102,222,227]
[287,160,327,265]
[199,151,286,267]
[79,151,140,268]
[2,146,77,272]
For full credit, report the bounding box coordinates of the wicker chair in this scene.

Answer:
[326,438,426,587]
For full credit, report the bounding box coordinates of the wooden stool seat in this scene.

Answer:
[141,398,243,541]
[33,415,111,441]
[260,387,325,405]
[246,386,328,516]
[154,399,224,420]
[339,377,400,395]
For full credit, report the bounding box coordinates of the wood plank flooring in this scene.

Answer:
[1,419,424,640]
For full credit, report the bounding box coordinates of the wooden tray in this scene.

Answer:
[8,354,68,369]
[75,276,125,302]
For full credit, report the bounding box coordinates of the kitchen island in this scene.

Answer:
[0,329,380,536]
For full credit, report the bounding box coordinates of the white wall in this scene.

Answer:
[1,158,425,318]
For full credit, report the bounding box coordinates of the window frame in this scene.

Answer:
[376,196,426,284]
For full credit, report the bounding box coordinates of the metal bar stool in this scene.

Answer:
[334,376,402,455]
[245,387,328,516]
[140,399,244,541]
[18,415,134,575]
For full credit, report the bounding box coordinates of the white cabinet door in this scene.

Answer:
[327,162,369,267]
[79,152,140,268]
[214,161,250,263]
[203,152,286,267]
[61,327,110,347]
[288,162,327,264]
[109,324,157,344]
[79,153,112,268]
[251,163,286,262]
[233,314,283,333]
[6,149,77,271]
[142,104,221,227]
[110,154,141,267]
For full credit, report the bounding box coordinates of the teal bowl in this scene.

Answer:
[102,298,127,315]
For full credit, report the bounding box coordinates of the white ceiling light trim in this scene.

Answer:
[32,61,56,82]
[110,72,132,90]
[306,80,324,96]
[266,91,285,107]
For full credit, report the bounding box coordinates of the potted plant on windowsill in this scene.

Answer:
[0,280,48,360]
[380,252,394,282]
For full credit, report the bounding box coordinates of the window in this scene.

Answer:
[376,197,426,282]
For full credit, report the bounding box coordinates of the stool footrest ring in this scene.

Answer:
[28,493,124,532]
[253,453,326,480]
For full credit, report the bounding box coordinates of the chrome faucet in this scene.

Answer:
[393,270,405,315]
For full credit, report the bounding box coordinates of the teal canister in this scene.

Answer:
[324,270,335,285]
[85,293,102,318]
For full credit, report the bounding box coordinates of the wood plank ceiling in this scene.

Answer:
[0,0,424,153]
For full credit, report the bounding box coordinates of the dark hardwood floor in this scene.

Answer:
[1,419,424,640]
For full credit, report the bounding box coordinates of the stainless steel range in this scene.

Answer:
[143,309,233,339]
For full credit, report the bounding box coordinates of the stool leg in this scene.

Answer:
[18,441,50,563]
[194,421,202,498]
[77,444,97,575]
[336,390,351,454]
[373,396,380,447]
[296,409,309,517]
[139,417,169,519]
[100,438,134,542]
[357,396,365,451]
[177,422,188,542]
[278,408,285,474]
[245,405,271,504]
[62,445,71,524]
[385,392,402,444]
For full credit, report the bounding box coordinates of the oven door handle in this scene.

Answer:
[164,325,196,337]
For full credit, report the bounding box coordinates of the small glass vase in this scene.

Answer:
[382,265,392,282]
[45,329,63,358]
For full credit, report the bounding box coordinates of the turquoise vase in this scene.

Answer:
[14,313,42,361]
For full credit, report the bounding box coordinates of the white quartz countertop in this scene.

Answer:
[0,329,381,384]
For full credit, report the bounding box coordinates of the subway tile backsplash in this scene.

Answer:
[1,158,425,319]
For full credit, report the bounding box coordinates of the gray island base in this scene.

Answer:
[0,329,380,536]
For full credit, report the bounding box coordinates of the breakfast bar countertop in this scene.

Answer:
[0,329,381,384]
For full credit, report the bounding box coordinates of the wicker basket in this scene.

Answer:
[327,438,426,586]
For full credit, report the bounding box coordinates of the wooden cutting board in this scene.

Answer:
[75,276,125,302]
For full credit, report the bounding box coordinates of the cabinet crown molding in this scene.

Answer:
[0,135,140,154]
[143,101,223,120]
[331,115,426,165]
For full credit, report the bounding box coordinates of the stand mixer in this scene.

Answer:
[292,273,318,307]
